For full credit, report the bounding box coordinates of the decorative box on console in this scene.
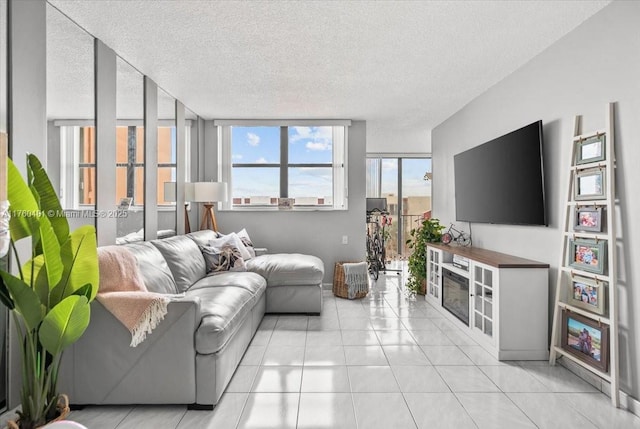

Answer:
[453,254,469,271]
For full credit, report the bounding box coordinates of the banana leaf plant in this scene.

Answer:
[0,154,98,429]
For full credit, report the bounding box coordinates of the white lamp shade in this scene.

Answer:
[184,182,195,202]
[192,182,228,203]
[163,182,177,202]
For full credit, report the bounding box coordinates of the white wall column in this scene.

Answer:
[175,101,185,235]
[143,77,157,240]
[95,40,117,245]
[7,0,47,408]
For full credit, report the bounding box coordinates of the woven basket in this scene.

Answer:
[333,261,369,299]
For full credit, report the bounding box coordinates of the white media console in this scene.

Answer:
[426,243,550,360]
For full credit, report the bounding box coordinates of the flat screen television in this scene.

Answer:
[366,197,388,214]
[454,120,547,226]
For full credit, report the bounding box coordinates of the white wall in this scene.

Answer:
[366,119,431,154]
[432,1,640,401]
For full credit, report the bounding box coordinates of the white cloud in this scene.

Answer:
[247,132,260,146]
[290,126,332,143]
[306,141,331,151]
[382,160,398,171]
[255,157,268,164]
[232,154,243,160]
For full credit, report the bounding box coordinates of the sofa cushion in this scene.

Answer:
[191,271,266,295]
[124,242,178,294]
[186,229,220,247]
[246,254,324,286]
[151,236,206,292]
[187,283,265,354]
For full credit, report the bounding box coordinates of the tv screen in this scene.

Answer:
[366,197,388,214]
[454,120,547,226]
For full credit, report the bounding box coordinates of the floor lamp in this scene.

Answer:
[192,182,228,232]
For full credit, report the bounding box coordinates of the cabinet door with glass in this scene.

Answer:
[426,247,442,303]
[471,262,497,344]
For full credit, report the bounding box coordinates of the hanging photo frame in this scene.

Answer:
[561,310,609,372]
[568,237,607,275]
[568,274,606,315]
[575,134,606,165]
[574,168,606,201]
[574,206,604,232]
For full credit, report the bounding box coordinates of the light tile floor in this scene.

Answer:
[3,271,640,428]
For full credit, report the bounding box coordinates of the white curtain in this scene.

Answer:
[0,200,8,257]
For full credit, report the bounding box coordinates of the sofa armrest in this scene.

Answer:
[254,247,268,256]
[59,296,202,405]
[170,294,202,323]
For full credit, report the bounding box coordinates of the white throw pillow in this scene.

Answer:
[200,244,247,273]
[236,228,256,258]
[209,233,252,261]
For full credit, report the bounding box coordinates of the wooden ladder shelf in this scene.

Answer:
[549,103,620,407]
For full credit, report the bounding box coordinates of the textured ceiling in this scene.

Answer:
[48,0,610,132]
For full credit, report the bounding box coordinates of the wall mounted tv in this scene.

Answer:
[454,120,547,226]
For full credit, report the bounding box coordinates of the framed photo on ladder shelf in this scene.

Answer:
[574,206,604,232]
[568,274,606,315]
[568,238,607,275]
[561,310,609,372]
[575,134,606,165]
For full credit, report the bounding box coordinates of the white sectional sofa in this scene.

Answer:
[59,230,324,409]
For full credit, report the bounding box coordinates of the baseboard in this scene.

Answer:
[558,357,640,417]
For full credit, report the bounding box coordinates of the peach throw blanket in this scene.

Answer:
[97,246,170,347]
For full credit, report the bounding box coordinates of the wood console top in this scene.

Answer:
[428,242,549,269]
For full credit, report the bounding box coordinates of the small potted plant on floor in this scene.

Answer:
[406,217,444,295]
[0,154,99,429]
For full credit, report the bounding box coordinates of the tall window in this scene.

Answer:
[218,122,348,210]
[157,127,177,206]
[366,156,432,260]
[115,125,144,206]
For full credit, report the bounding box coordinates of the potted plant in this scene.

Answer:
[405,217,444,295]
[0,154,99,429]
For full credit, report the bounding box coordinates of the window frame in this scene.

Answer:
[58,120,191,211]
[217,120,350,211]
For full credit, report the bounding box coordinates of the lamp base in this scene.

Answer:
[185,203,191,234]
[200,203,218,232]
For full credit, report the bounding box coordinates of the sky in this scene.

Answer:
[381,158,432,197]
[231,126,333,199]
[231,126,432,201]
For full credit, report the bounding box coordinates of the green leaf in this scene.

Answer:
[37,215,63,288]
[7,158,40,241]
[39,295,90,356]
[72,283,93,301]
[0,271,43,331]
[50,225,99,306]
[27,154,70,245]
[0,271,16,309]
[22,255,50,307]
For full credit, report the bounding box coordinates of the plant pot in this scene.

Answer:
[417,279,427,295]
[7,394,71,429]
